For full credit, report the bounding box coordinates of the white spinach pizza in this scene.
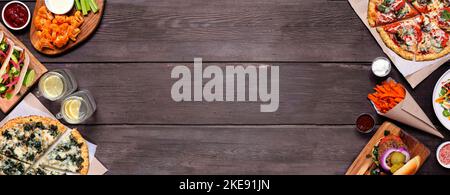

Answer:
[0,116,89,175]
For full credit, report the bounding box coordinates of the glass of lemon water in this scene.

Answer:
[37,69,77,101]
[57,90,96,124]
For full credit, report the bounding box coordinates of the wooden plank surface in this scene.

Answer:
[1,0,383,63]
[77,124,445,175]
[0,0,448,174]
[0,62,397,125]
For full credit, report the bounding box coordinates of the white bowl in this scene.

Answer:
[1,1,31,31]
[436,141,450,169]
[45,0,74,15]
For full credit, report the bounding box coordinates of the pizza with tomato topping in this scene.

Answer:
[426,7,450,31]
[408,0,443,13]
[377,16,424,60]
[416,15,450,60]
[369,0,450,60]
[369,0,419,27]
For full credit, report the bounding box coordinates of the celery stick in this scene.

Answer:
[85,0,91,12]
[88,0,98,13]
[89,0,98,11]
[81,0,88,15]
[75,0,81,10]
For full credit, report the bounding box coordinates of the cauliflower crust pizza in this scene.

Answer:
[0,116,89,175]
[369,0,450,61]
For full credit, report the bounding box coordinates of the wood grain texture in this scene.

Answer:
[19,62,394,125]
[75,124,446,175]
[0,23,47,113]
[30,0,105,55]
[0,0,447,175]
[2,0,383,63]
[346,122,430,175]
[0,62,445,127]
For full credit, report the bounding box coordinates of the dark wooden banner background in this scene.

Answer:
[0,0,448,174]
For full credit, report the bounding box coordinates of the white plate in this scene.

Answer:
[432,69,450,131]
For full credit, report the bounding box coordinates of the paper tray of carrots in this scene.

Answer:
[368,80,406,114]
[367,79,443,138]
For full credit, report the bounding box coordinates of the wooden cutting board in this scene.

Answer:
[0,23,47,113]
[346,122,430,175]
[30,0,105,55]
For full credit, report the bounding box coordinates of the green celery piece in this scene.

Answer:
[81,0,88,15]
[85,0,91,12]
[75,0,81,10]
[90,0,98,10]
[89,0,98,13]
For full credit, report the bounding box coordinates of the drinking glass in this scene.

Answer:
[36,69,77,101]
[56,90,96,124]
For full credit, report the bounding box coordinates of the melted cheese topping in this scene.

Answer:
[42,134,84,173]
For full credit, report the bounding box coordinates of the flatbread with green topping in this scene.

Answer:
[40,129,89,175]
[0,116,67,163]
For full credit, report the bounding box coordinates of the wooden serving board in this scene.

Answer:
[346,122,430,175]
[0,23,47,113]
[30,0,105,55]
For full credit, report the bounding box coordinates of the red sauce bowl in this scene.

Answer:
[437,141,450,169]
[355,113,376,134]
[2,1,30,30]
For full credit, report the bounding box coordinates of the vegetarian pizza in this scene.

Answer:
[0,116,89,175]
[369,0,450,60]
[368,0,419,27]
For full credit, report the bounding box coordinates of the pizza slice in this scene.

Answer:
[25,166,67,175]
[377,16,424,60]
[426,8,450,31]
[369,0,419,27]
[0,154,30,175]
[39,129,89,175]
[0,116,67,163]
[416,15,450,60]
[408,0,443,13]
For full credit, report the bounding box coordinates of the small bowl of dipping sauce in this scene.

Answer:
[355,113,376,134]
[45,0,74,15]
[372,57,391,77]
[437,141,450,169]
[2,1,30,31]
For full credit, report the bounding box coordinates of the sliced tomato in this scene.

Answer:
[442,33,449,47]
[384,21,401,32]
[379,135,403,146]
[393,0,406,11]
[414,25,422,43]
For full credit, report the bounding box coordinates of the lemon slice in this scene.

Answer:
[43,75,64,99]
[64,98,82,120]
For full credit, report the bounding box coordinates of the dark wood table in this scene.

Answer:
[1,0,449,175]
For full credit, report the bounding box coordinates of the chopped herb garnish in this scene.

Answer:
[442,10,450,21]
